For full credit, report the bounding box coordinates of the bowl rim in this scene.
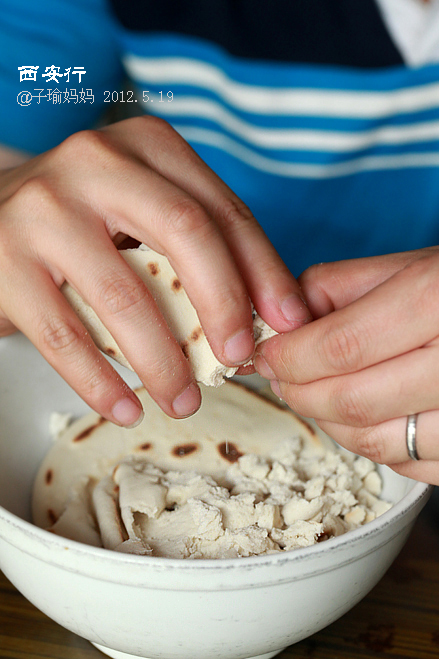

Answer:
[0,477,432,576]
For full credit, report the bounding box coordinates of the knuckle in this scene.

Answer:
[219,197,258,246]
[219,287,252,318]
[11,176,60,214]
[122,115,176,144]
[222,197,255,228]
[355,427,387,464]
[56,129,127,174]
[39,316,82,354]
[107,115,176,146]
[151,354,188,388]
[97,275,147,317]
[4,177,65,245]
[59,129,110,159]
[322,322,363,374]
[143,114,174,136]
[167,198,210,236]
[333,383,370,427]
[81,370,111,400]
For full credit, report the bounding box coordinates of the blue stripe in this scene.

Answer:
[134,82,439,135]
[120,31,439,91]
[145,113,439,165]
[188,142,439,274]
[119,32,439,270]
[1,7,439,274]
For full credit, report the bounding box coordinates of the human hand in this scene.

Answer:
[254,247,439,484]
[0,117,309,424]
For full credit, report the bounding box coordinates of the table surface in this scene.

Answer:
[1,490,439,659]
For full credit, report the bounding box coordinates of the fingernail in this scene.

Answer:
[281,294,312,325]
[112,397,144,428]
[270,380,282,399]
[254,354,276,380]
[172,382,201,417]
[224,328,254,365]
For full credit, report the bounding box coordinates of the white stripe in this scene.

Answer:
[175,126,439,179]
[125,55,439,118]
[146,93,439,152]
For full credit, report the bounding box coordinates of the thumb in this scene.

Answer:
[298,248,437,318]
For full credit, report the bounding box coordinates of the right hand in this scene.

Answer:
[254,248,439,484]
[0,116,309,424]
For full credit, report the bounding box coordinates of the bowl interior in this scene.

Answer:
[0,333,142,521]
[0,333,419,527]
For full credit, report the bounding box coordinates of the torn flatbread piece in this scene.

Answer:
[62,244,277,386]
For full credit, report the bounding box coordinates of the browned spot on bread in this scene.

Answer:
[172,443,198,457]
[218,442,243,463]
[180,341,189,359]
[74,426,95,442]
[47,509,58,525]
[114,485,120,494]
[73,417,106,442]
[138,442,152,451]
[190,326,203,342]
[172,278,182,291]
[45,469,53,485]
[148,262,159,276]
[106,347,116,356]
[299,418,316,436]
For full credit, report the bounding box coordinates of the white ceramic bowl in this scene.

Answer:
[0,333,432,659]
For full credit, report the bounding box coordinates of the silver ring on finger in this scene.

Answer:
[406,414,420,461]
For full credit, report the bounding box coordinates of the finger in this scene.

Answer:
[40,224,202,419]
[388,460,439,486]
[105,117,312,333]
[0,261,144,427]
[269,340,439,428]
[255,252,439,384]
[315,409,439,466]
[62,131,255,366]
[298,248,439,318]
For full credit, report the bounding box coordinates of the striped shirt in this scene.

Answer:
[1,0,439,273]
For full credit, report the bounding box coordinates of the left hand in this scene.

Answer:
[254,247,439,484]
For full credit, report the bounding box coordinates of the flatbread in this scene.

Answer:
[62,245,277,386]
[32,381,325,535]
